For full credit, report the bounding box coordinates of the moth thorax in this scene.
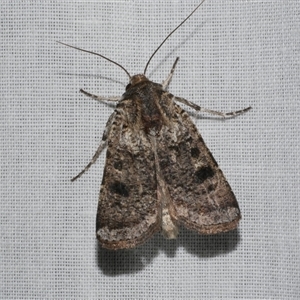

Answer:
[130,74,149,86]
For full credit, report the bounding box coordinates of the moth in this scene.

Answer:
[59,0,251,250]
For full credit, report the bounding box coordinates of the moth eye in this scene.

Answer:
[126,83,131,90]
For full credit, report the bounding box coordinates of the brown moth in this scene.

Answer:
[59,0,251,250]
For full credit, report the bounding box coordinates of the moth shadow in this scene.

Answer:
[96,228,240,276]
[167,226,241,258]
[96,239,160,276]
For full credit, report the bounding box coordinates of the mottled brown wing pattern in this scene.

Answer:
[156,93,241,235]
[96,99,160,250]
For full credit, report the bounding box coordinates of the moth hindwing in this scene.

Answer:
[63,1,251,250]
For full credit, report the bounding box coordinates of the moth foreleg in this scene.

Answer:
[174,96,251,118]
[80,89,121,102]
[162,57,179,90]
[71,111,117,182]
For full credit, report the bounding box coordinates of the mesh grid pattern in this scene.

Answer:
[1,1,299,299]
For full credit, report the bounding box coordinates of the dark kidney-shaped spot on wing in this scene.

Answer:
[191,147,200,158]
[194,166,215,184]
[113,161,123,171]
[109,181,129,197]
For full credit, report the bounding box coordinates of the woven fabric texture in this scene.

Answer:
[1,1,299,299]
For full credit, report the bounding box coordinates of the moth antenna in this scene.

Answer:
[57,41,131,79]
[143,0,206,75]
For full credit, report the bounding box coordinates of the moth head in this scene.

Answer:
[126,74,149,90]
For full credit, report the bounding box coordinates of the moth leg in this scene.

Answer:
[162,57,179,90]
[174,96,251,118]
[71,111,116,182]
[80,89,121,102]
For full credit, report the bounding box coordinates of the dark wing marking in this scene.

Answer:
[157,94,241,235]
[96,99,160,250]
